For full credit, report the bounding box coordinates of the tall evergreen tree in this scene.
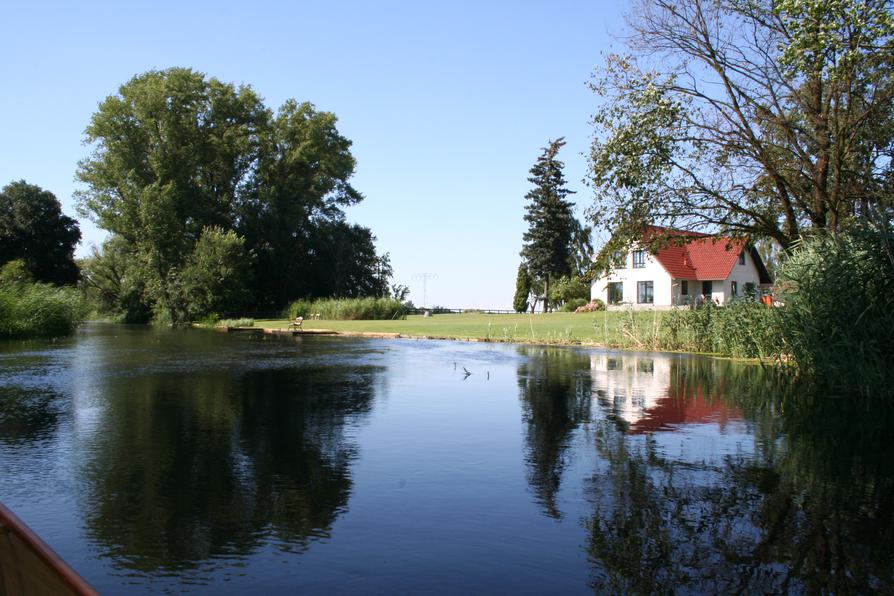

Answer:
[513,262,531,313]
[520,138,575,313]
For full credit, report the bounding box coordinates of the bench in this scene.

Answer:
[288,316,304,330]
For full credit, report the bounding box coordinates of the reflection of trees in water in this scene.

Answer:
[517,349,893,591]
[0,386,60,444]
[582,362,894,593]
[517,347,593,519]
[82,364,380,572]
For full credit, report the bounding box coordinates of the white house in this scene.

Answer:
[591,226,772,308]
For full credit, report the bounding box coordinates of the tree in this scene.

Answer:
[76,68,390,321]
[178,227,253,322]
[0,181,81,285]
[520,138,576,313]
[513,263,531,313]
[589,0,894,251]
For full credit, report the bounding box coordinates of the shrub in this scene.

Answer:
[575,299,605,313]
[561,298,589,312]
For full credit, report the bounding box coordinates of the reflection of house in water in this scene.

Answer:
[589,353,740,432]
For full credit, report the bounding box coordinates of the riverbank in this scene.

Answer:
[251,311,702,351]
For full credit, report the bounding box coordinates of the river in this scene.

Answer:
[0,323,891,593]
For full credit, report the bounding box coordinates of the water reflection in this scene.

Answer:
[81,361,379,575]
[517,348,894,592]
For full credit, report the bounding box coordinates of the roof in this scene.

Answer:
[640,226,772,283]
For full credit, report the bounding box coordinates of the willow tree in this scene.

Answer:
[589,0,894,250]
[520,138,576,313]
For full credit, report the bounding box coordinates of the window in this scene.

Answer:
[731,281,738,297]
[637,281,654,304]
[739,251,746,265]
[702,280,713,295]
[632,250,646,268]
[744,282,756,297]
[611,250,625,268]
[681,280,688,295]
[608,282,624,305]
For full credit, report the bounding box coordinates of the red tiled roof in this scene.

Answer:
[642,226,748,281]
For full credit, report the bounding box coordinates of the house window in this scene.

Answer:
[608,282,624,305]
[739,251,746,265]
[612,251,625,268]
[637,281,654,304]
[681,280,688,295]
[632,250,646,268]
[702,280,713,295]
[744,282,756,297]
[731,281,738,297]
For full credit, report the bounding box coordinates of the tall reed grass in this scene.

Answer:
[0,281,87,338]
[774,227,894,392]
[285,297,407,320]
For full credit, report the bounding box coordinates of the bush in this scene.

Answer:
[561,298,589,312]
[774,226,894,391]
[575,299,605,313]
[285,297,407,320]
[0,279,87,338]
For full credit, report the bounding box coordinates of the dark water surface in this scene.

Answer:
[0,324,891,593]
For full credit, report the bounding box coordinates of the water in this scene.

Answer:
[0,323,891,593]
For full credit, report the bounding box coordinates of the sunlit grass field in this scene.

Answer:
[257,311,665,346]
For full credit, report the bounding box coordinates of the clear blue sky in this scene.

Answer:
[0,1,625,309]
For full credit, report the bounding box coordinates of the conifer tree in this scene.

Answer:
[520,138,575,312]
[513,262,531,313]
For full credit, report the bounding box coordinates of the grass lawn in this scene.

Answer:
[256,310,666,346]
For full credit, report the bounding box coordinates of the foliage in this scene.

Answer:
[0,259,33,284]
[286,297,406,320]
[589,0,894,250]
[548,275,590,308]
[79,236,152,323]
[76,68,390,323]
[216,318,254,328]
[0,181,81,285]
[575,299,605,313]
[513,263,531,313]
[774,224,894,391]
[520,138,576,312]
[660,302,783,358]
[175,227,253,323]
[560,298,589,312]
[0,278,87,337]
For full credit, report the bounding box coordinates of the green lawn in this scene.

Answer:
[257,310,666,347]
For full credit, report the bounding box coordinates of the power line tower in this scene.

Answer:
[411,273,438,308]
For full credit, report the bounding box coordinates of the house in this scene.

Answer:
[591,226,772,308]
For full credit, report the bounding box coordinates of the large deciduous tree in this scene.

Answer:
[589,0,894,250]
[520,138,576,312]
[0,181,81,285]
[77,68,390,322]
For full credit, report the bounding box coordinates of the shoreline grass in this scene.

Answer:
[255,311,705,351]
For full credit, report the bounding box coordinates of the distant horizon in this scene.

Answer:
[0,1,626,309]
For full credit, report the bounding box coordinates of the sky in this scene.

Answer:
[0,0,627,309]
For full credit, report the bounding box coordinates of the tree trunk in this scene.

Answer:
[543,274,550,314]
